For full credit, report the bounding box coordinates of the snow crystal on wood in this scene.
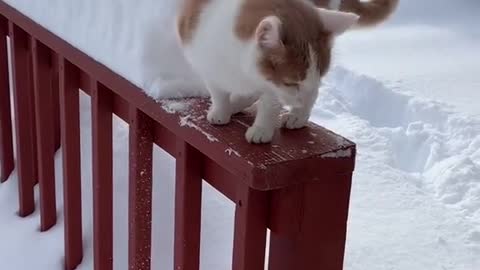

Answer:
[321,149,352,159]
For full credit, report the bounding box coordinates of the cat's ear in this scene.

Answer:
[318,8,359,35]
[255,16,283,49]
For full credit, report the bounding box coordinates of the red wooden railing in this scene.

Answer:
[0,2,356,270]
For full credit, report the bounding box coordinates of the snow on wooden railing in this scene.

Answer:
[0,2,356,270]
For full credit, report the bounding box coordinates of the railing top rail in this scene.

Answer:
[158,98,356,190]
[0,1,355,191]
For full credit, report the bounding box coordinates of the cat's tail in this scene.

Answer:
[339,0,399,27]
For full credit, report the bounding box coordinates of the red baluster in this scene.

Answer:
[174,140,203,270]
[9,22,35,216]
[91,80,114,270]
[32,38,56,231]
[0,17,13,183]
[59,57,83,270]
[232,186,268,270]
[128,108,153,270]
[51,52,61,152]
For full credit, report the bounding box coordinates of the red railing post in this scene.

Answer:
[232,186,268,270]
[51,52,61,152]
[91,80,113,270]
[174,140,202,270]
[268,173,353,270]
[0,16,13,183]
[59,56,83,270]
[128,108,153,270]
[31,38,57,231]
[28,36,38,184]
[9,22,35,216]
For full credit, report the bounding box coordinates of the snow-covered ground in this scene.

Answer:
[1,0,479,269]
[335,0,480,116]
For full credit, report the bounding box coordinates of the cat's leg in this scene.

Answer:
[245,93,281,144]
[281,88,319,129]
[207,85,232,125]
[230,93,260,114]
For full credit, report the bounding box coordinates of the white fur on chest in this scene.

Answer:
[181,0,259,94]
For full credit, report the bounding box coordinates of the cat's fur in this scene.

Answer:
[313,0,399,27]
[177,0,398,143]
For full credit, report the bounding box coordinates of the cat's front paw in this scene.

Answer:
[245,125,274,144]
[207,108,231,125]
[281,112,309,129]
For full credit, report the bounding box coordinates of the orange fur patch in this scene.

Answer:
[177,0,210,44]
[235,0,332,86]
[311,0,399,26]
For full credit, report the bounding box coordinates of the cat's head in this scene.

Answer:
[248,6,358,106]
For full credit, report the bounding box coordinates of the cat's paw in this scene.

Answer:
[245,125,274,144]
[281,112,309,129]
[207,108,231,125]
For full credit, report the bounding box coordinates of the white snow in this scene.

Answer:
[3,0,208,99]
[159,99,192,114]
[334,0,480,116]
[317,66,480,269]
[321,148,352,159]
[179,115,219,142]
[225,148,241,158]
[1,0,479,270]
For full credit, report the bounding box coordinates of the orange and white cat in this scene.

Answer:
[177,0,398,143]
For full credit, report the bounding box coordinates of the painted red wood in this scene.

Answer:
[203,157,238,202]
[51,52,61,152]
[0,16,13,183]
[128,108,154,270]
[59,57,83,270]
[32,38,57,231]
[232,186,268,270]
[9,22,35,216]
[268,173,353,270]
[157,98,356,191]
[174,140,203,270]
[91,80,113,270]
[28,36,38,184]
[153,122,176,156]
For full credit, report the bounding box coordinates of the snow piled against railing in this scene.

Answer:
[3,0,208,99]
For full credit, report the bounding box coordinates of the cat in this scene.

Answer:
[176,0,398,143]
